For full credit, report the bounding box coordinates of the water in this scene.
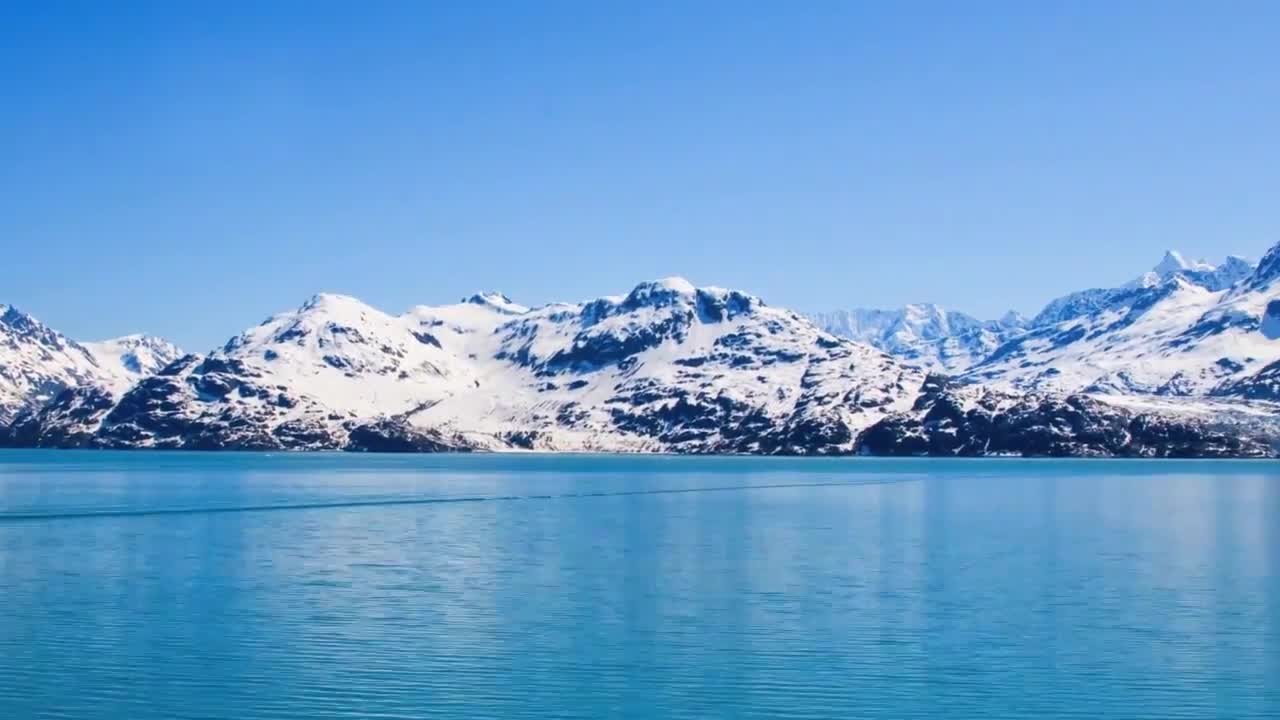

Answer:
[0,451,1277,719]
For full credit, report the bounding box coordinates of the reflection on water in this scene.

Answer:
[0,452,1277,719]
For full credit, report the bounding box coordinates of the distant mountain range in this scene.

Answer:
[812,249,1273,393]
[4,245,1280,457]
[809,305,1028,374]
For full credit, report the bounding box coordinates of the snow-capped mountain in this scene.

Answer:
[6,279,923,453]
[1030,251,1254,327]
[810,305,1027,373]
[964,248,1277,396]
[0,305,181,424]
[1125,251,1253,293]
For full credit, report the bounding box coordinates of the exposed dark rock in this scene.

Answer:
[858,379,1275,458]
[345,420,475,453]
[1,386,116,448]
[411,330,443,348]
[1213,359,1280,402]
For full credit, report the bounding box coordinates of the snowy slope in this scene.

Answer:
[83,334,183,379]
[963,248,1276,396]
[810,305,1027,373]
[9,280,924,453]
[1032,252,1253,327]
[0,305,181,424]
[410,277,924,453]
[811,247,1275,403]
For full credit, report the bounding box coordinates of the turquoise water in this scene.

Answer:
[0,452,1277,719]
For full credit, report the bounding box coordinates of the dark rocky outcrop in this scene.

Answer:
[1,385,116,448]
[858,375,1276,458]
[345,420,476,453]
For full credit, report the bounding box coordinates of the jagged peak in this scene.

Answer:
[0,304,83,352]
[1247,240,1280,290]
[1,304,38,327]
[1152,249,1211,276]
[1125,249,1254,292]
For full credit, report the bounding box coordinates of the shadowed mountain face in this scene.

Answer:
[5,246,1280,457]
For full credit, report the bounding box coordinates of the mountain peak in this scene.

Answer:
[1,305,76,351]
[300,292,366,310]
[463,291,528,314]
[997,310,1029,329]
[1153,250,1194,275]
[1246,240,1280,290]
[645,276,697,294]
[620,277,699,309]
[83,335,184,377]
[1149,249,1214,277]
[1124,249,1250,291]
[1,304,36,328]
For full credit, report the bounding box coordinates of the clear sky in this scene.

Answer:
[3,2,1278,350]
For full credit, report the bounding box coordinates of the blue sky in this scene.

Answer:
[3,2,1278,349]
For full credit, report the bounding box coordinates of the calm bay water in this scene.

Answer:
[0,451,1277,719]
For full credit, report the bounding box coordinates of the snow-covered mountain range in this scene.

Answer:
[3,280,921,453]
[963,249,1279,397]
[4,245,1280,457]
[809,305,1028,373]
[814,248,1278,397]
[0,305,181,425]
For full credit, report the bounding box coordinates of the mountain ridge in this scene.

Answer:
[0,304,181,425]
[813,249,1270,386]
[4,247,1280,457]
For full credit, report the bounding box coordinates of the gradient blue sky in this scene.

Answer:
[3,1,1278,349]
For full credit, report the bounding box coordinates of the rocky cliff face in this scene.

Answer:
[859,375,1276,458]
